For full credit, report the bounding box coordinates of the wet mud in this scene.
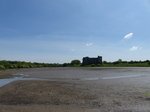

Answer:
[1,67,150,112]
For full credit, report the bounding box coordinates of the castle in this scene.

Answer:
[82,56,102,65]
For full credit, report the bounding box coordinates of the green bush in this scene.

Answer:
[0,65,5,69]
[71,60,81,65]
[91,64,96,67]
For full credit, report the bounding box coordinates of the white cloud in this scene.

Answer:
[124,33,133,39]
[86,43,93,46]
[129,46,139,51]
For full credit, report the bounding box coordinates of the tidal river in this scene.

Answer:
[0,67,148,87]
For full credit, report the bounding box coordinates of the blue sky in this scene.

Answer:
[1,0,150,63]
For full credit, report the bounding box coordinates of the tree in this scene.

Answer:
[103,61,107,64]
[118,59,122,63]
[63,63,70,67]
[71,60,81,65]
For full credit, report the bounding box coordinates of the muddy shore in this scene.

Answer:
[1,67,150,112]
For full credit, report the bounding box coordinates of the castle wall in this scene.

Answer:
[82,56,102,65]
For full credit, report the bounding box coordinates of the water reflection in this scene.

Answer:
[0,77,23,87]
[0,77,50,87]
[101,74,145,79]
[0,74,145,87]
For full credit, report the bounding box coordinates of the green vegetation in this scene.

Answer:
[70,60,81,65]
[0,60,63,70]
[101,60,150,67]
[63,60,81,67]
[1,59,150,70]
[143,91,150,96]
[63,59,150,67]
[66,59,150,67]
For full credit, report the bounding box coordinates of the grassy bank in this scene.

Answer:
[69,62,150,67]
[101,62,150,67]
[1,60,150,71]
[0,60,63,70]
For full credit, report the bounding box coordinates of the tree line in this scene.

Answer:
[101,59,150,67]
[1,59,150,70]
[0,59,81,70]
[103,59,150,65]
[64,59,150,67]
[0,60,62,70]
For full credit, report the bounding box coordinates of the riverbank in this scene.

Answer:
[1,67,150,111]
[0,69,23,79]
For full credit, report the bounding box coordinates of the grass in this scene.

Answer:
[68,62,150,67]
[101,63,150,67]
[143,91,150,96]
[66,63,150,67]
[74,62,150,67]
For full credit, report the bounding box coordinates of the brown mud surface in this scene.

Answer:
[1,67,150,112]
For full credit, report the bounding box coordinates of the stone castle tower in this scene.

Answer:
[82,56,102,65]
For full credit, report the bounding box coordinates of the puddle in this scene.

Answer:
[12,73,29,77]
[0,77,50,87]
[0,77,23,87]
[79,78,101,81]
[0,74,145,87]
[79,75,145,80]
[101,75,144,79]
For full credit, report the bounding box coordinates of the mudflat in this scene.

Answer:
[1,67,150,112]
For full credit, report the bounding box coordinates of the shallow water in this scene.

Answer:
[0,77,23,87]
[0,74,146,87]
[1,67,150,87]
[101,74,145,79]
[0,77,52,87]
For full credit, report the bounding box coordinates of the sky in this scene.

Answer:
[1,0,150,63]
